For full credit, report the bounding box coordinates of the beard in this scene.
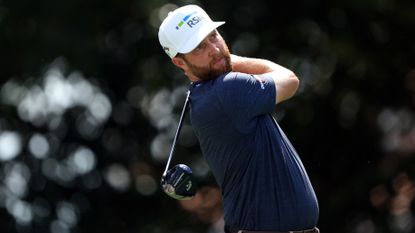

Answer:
[184,45,232,81]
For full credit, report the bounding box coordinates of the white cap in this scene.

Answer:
[158,5,225,58]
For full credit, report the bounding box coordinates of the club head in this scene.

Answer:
[161,164,197,200]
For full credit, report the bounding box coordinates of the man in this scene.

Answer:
[158,4,319,233]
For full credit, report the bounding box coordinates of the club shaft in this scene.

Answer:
[163,90,191,175]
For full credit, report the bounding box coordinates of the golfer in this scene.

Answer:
[158,4,319,233]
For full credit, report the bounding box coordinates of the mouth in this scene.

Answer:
[212,56,225,67]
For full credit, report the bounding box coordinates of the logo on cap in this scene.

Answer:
[175,11,205,30]
[175,11,197,29]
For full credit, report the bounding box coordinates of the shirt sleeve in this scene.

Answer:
[216,72,276,133]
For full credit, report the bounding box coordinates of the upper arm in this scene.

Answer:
[216,73,276,132]
[230,54,300,104]
[262,71,299,104]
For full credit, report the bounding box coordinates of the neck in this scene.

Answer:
[186,74,201,82]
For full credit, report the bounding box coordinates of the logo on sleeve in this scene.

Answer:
[254,76,266,90]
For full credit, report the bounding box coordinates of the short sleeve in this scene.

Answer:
[215,72,276,133]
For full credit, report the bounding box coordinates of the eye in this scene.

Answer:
[209,31,219,41]
[196,42,206,50]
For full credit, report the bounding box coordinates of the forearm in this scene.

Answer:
[231,54,293,76]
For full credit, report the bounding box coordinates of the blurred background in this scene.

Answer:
[0,0,415,232]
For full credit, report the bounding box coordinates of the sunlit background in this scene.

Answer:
[1,0,415,233]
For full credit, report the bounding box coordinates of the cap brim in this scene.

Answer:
[178,21,225,54]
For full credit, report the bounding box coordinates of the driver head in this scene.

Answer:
[161,164,197,200]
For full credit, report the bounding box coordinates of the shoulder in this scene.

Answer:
[216,72,254,89]
[221,72,252,82]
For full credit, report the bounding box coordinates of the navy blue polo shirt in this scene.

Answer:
[188,72,319,231]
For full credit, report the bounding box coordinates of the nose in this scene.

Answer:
[207,41,220,57]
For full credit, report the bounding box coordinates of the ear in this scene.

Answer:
[172,57,187,70]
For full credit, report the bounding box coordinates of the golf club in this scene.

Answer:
[161,90,197,200]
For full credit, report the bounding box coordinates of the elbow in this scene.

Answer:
[289,72,300,94]
[274,71,300,104]
[283,72,299,101]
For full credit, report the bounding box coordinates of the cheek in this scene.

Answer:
[188,55,209,67]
